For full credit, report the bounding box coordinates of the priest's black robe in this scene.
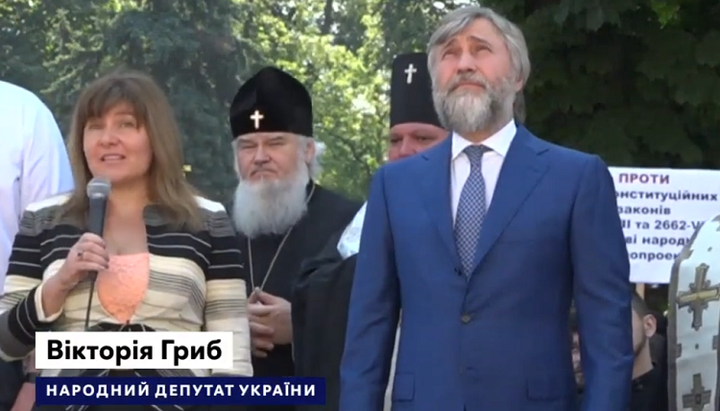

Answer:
[292,229,355,411]
[237,182,360,411]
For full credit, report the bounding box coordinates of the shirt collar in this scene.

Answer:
[451,119,517,160]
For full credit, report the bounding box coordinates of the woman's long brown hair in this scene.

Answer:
[61,70,204,231]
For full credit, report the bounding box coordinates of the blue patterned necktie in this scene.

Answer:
[455,145,491,277]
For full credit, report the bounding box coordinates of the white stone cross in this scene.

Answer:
[250,110,264,129]
[404,64,417,84]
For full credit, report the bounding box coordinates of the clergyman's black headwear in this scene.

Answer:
[229,67,313,138]
[390,52,441,128]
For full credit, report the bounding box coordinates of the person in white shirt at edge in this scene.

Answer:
[0,80,73,411]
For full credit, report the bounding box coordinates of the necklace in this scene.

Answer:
[248,182,317,291]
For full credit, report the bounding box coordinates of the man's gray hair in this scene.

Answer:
[427,6,531,87]
[231,135,323,179]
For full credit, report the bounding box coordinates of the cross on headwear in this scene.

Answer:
[250,110,264,129]
[405,63,417,84]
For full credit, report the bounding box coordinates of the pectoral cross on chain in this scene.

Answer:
[250,110,264,129]
[405,64,417,84]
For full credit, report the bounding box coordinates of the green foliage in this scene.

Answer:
[0,0,51,89]
[483,0,720,169]
[1,0,719,202]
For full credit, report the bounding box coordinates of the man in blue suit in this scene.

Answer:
[339,5,634,411]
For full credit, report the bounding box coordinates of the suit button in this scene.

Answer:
[461,314,472,324]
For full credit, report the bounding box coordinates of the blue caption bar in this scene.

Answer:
[36,377,326,406]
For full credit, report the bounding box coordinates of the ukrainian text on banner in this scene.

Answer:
[610,167,720,283]
[36,377,325,406]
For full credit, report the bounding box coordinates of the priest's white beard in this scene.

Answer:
[232,160,310,239]
[433,72,514,135]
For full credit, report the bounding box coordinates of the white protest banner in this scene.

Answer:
[610,167,720,283]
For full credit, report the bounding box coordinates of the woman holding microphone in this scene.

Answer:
[0,70,252,410]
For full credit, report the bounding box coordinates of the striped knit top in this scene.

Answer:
[0,193,253,377]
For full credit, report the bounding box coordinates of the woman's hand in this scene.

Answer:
[39,233,109,320]
[56,233,109,290]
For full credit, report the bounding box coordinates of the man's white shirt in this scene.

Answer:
[0,81,73,285]
[450,120,516,222]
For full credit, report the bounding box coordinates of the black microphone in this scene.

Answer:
[83,177,111,330]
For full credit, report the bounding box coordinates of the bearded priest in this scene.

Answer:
[228,66,361,411]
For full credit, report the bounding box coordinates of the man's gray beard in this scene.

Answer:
[232,164,310,239]
[433,77,513,135]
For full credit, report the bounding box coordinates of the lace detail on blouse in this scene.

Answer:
[96,253,150,323]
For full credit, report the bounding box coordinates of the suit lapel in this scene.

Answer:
[471,127,550,272]
[419,136,461,267]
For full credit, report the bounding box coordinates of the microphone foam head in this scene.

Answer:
[86,177,112,199]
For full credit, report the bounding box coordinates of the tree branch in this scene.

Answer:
[320,0,334,35]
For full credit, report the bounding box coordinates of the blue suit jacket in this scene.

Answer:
[339,126,633,411]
